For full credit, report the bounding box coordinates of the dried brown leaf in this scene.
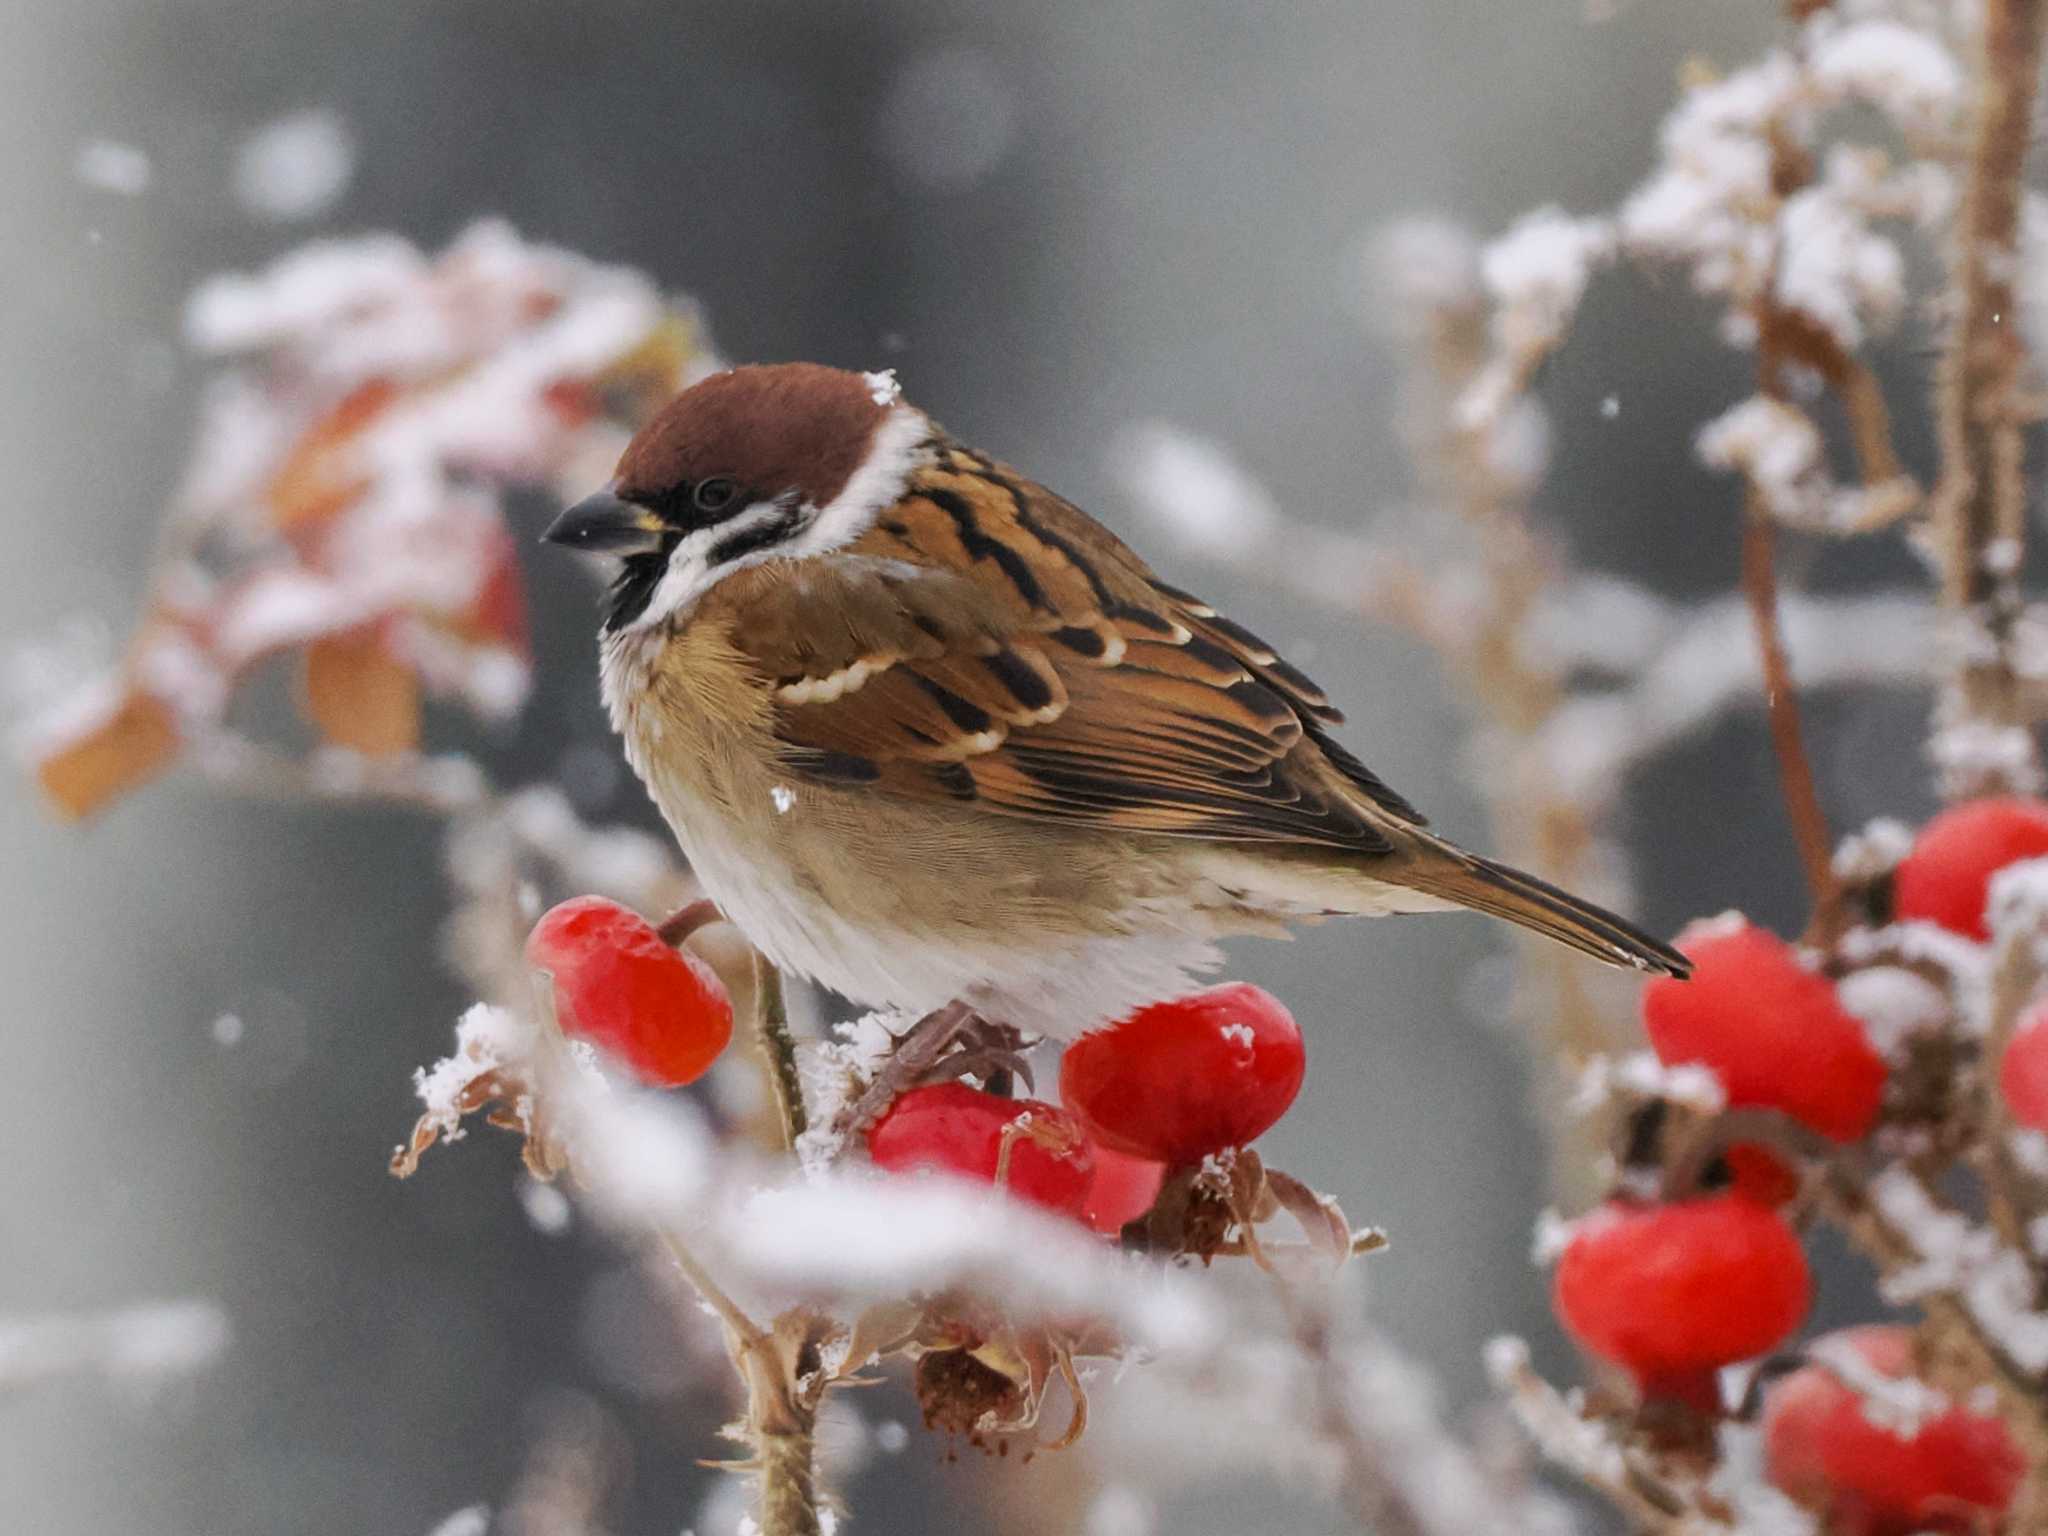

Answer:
[1265,1168,1355,1267]
[301,628,420,755]
[35,687,182,819]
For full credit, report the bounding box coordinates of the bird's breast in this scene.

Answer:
[596,619,1236,1033]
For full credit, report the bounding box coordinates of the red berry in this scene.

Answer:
[1643,916,1886,1144]
[1763,1326,2024,1535]
[1553,1193,1810,1402]
[1894,796,2048,941]
[525,896,734,1087]
[1079,1146,1166,1236]
[1060,984,1305,1165]
[2002,1002,2048,1133]
[867,1083,1095,1218]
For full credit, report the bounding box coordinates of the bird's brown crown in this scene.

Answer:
[615,363,894,513]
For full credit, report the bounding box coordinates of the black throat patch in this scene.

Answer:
[603,548,671,633]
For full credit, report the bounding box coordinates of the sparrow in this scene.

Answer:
[545,363,1687,1040]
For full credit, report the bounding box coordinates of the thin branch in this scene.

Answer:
[1929,0,2048,799]
[1741,498,1838,920]
[1976,927,2048,1261]
[655,1215,821,1536]
[1746,108,1840,923]
[1487,1341,1714,1534]
[1773,308,1922,533]
[1264,1271,1444,1536]
[752,957,807,1151]
[654,1229,770,1352]
[656,898,722,947]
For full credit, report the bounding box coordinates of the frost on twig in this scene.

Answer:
[1086,1298,1577,1536]
[1866,1167,2048,1375]
[792,1010,916,1178]
[1458,207,1614,432]
[1696,397,1909,533]
[1484,1336,1712,1532]
[1925,0,2048,800]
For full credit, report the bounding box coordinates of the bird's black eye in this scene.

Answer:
[693,477,740,516]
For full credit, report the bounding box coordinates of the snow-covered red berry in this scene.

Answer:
[1644,916,1886,1144]
[1059,983,1305,1166]
[525,896,734,1087]
[1080,1145,1166,1236]
[867,1083,1095,1218]
[1894,797,2048,941]
[1763,1325,2024,1536]
[1553,1192,1810,1403]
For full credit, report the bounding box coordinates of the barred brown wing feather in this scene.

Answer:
[713,545,1397,852]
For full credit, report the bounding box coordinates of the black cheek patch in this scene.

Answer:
[706,505,804,567]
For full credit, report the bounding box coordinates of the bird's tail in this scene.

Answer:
[1392,839,1691,977]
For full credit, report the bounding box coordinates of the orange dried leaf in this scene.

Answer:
[266,378,399,530]
[35,688,181,820]
[301,629,420,755]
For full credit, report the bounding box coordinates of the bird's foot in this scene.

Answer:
[912,1018,1035,1097]
[831,1003,1035,1139]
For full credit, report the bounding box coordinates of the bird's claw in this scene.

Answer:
[831,1004,1039,1137]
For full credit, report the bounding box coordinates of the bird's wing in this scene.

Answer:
[713,438,1425,849]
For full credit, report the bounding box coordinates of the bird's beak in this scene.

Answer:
[543,489,667,555]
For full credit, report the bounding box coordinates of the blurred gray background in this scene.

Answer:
[3,1,1933,1532]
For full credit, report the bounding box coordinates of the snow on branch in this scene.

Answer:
[1536,591,1929,808]
[1867,1166,2048,1375]
[401,1000,1220,1355]
[19,221,716,819]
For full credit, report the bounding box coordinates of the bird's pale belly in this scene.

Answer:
[642,768,1229,1038]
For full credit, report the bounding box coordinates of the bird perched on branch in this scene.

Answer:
[546,363,1686,1040]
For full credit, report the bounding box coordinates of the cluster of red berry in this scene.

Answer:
[870,982,1305,1236]
[523,896,1305,1238]
[519,795,2048,1528]
[1551,797,2048,1532]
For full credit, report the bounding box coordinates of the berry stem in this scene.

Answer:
[656,897,722,947]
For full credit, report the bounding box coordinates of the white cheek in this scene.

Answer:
[787,404,931,559]
[613,401,933,632]
[632,535,715,628]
